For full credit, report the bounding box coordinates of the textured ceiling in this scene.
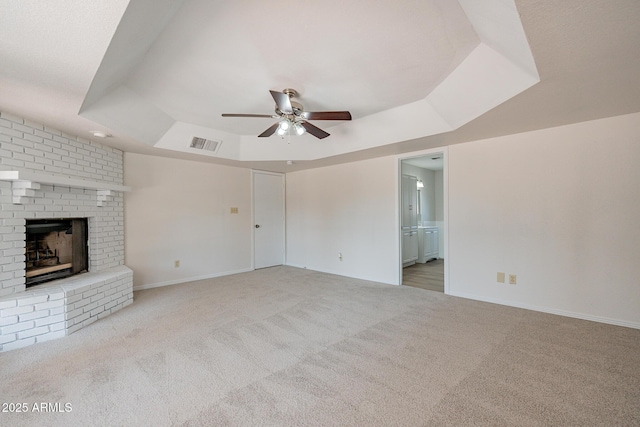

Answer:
[0,1,127,94]
[1,0,639,172]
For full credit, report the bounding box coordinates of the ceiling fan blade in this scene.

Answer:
[222,114,274,118]
[258,122,279,138]
[301,111,352,121]
[300,121,330,139]
[270,90,293,114]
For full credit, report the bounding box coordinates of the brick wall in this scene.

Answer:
[0,111,132,352]
[0,111,125,296]
[0,112,121,182]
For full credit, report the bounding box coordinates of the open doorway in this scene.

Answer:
[400,152,446,292]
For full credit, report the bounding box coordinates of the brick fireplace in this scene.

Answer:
[0,111,133,352]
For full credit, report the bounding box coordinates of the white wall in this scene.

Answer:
[448,112,640,327]
[124,153,252,289]
[286,156,399,285]
[285,112,640,327]
[122,112,640,327]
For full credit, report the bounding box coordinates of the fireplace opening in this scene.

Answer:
[25,218,88,287]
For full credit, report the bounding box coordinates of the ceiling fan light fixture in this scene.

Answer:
[294,122,306,136]
[276,119,291,136]
[278,119,290,132]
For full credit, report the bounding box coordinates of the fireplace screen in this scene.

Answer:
[25,218,88,287]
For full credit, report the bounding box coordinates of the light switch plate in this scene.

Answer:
[497,272,505,283]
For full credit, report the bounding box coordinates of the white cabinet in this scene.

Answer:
[423,228,439,261]
[402,230,419,264]
[402,174,419,266]
[401,175,418,228]
[418,227,439,263]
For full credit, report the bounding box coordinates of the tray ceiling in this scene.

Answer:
[1,0,639,171]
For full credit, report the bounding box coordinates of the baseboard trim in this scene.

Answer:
[448,291,640,330]
[133,267,253,291]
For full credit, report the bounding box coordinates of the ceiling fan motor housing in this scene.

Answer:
[276,100,303,117]
[276,89,303,117]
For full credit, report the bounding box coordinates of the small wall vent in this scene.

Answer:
[190,137,221,153]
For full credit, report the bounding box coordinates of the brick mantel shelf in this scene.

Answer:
[0,169,131,206]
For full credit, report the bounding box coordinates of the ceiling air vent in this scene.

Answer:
[190,137,221,153]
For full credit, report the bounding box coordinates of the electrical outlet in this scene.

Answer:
[509,274,517,285]
[174,260,180,268]
[497,272,505,283]
[230,207,238,214]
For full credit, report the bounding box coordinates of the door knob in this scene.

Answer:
[255,224,260,228]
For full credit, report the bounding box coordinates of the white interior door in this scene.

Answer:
[253,171,285,269]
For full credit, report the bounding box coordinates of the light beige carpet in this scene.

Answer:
[1,266,638,426]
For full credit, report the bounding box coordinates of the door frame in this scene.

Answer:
[397,147,449,294]
[251,170,286,269]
